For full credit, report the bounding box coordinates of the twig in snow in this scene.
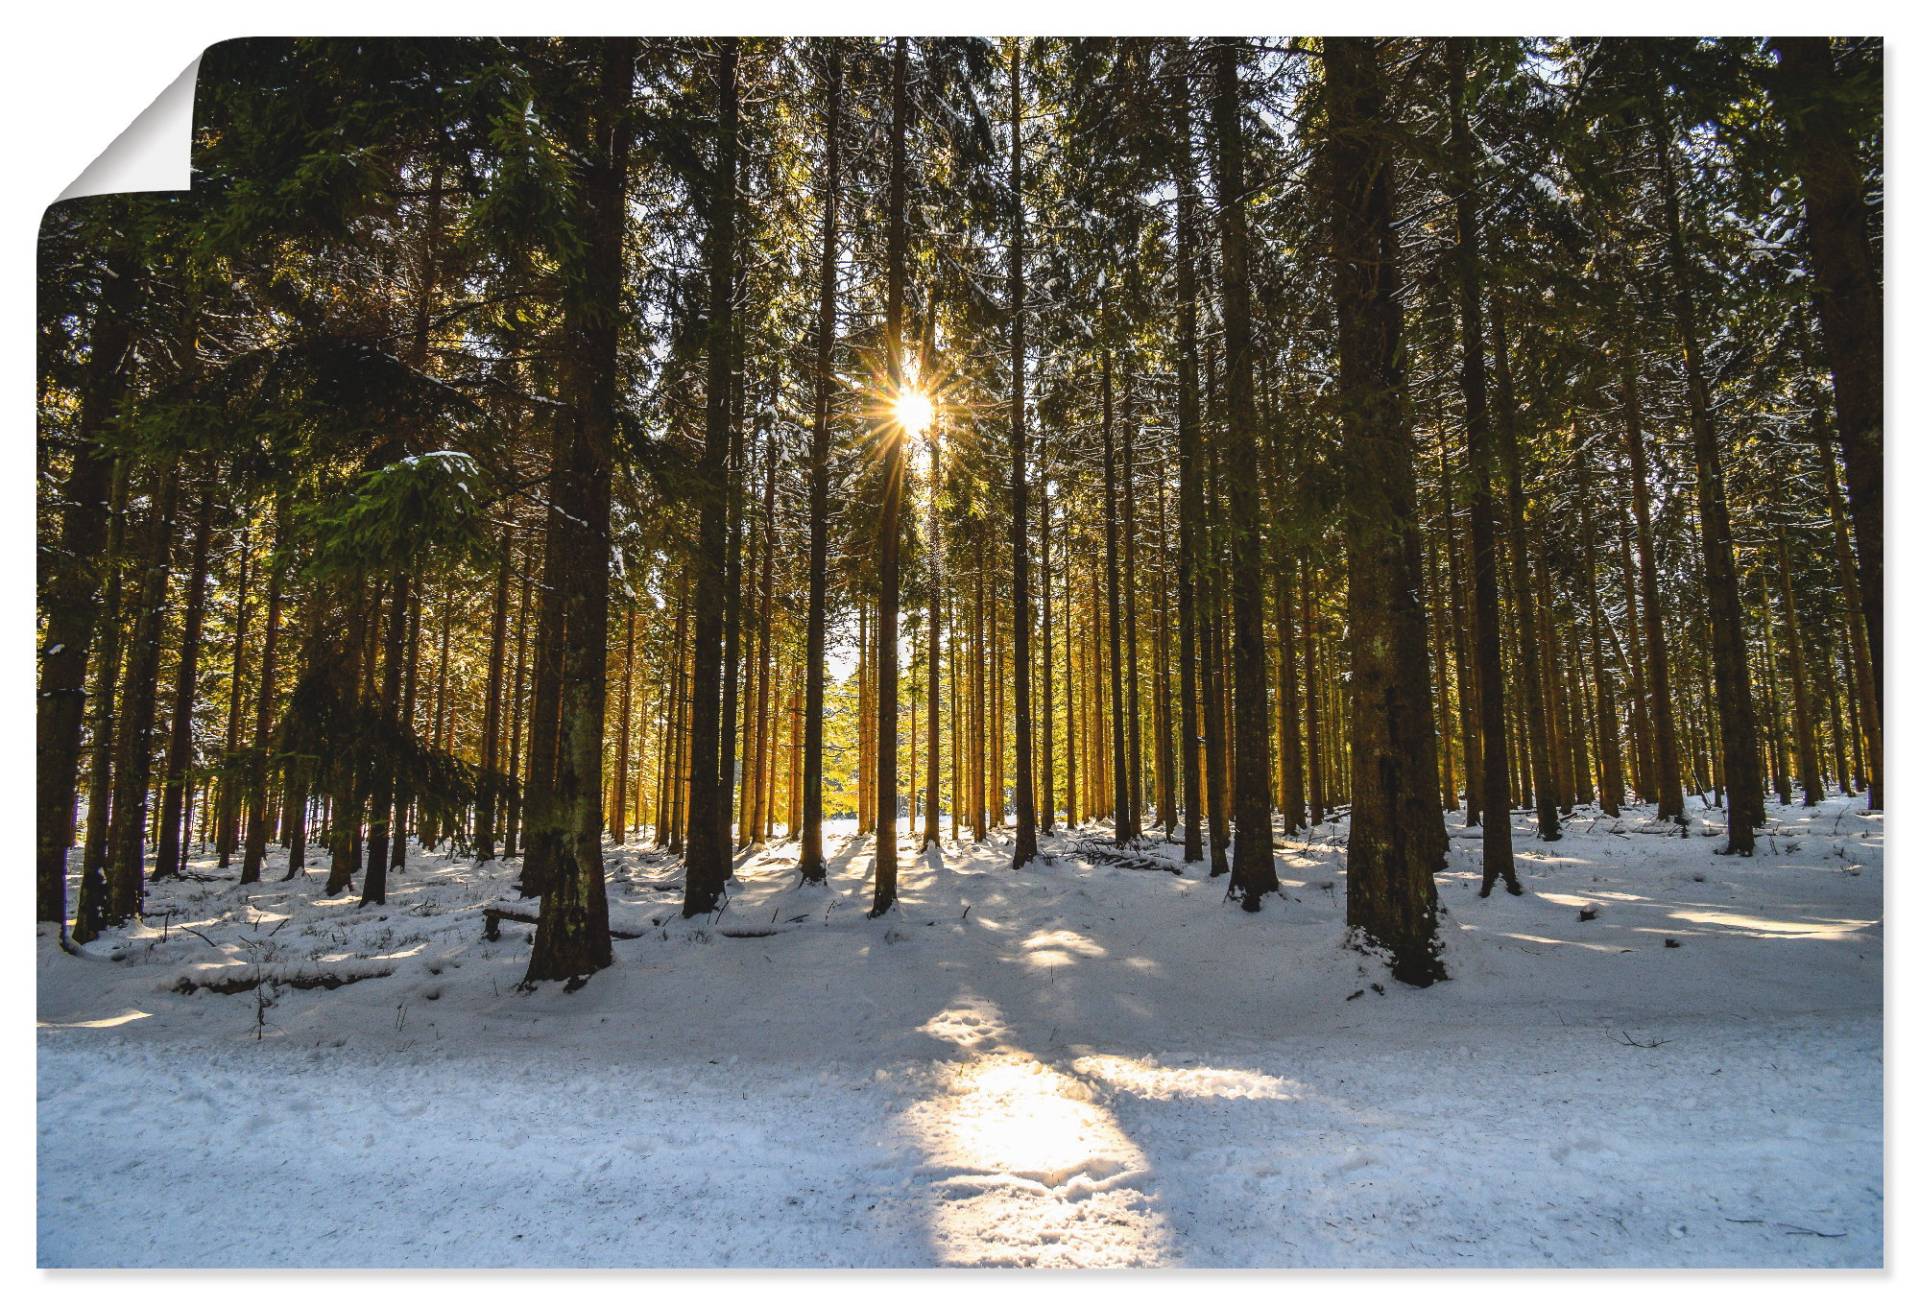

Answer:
[1610,1030,1672,1049]
[1724,1217,1845,1239]
[179,924,223,951]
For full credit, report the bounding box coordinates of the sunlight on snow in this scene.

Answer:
[1492,931,1625,954]
[1019,928,1108,969]
[1070,1054,1298,1102]
[901,1050,1167,1267]
[1664,910,1879,940]
[36,1009,151,1030]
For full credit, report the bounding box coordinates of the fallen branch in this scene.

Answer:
[172,966,393,995]
[1068,840,1184,876]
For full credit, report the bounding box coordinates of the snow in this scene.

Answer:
[37,795,1882,1267]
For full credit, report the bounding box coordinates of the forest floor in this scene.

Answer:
[38,794,1881,1267]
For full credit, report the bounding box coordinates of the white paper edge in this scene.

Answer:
[57,56,200,201]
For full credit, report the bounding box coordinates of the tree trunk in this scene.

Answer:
[1652,91,1763,853]
[683,37,742,918]
[1491,292,1560,841]
[241,497,288,884]
[869,36,910,916]
[1008,38,1038,869]
[1323,35,1447,983]
[1621,355,1685,819]
[215,525,251,866]
[1209,38,1277,903]
[1447,37,1518,893]
[524,36,632,981]
[154,482,215,880]
[1776,525,1825,805]
[1099,352,1133,845]
[38,232,138,928]
[1770,38,1880,810]
[1813,413,1878,806]
[1170,49,1206,864]
[504,551,532,856]
[104,460,183,924]
[611,603,635,844]
[800,39,842,878]
[1575,437,1624,815]
[71,460,133,940]
[360,572,410,905]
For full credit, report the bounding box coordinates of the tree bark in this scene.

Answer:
[1770,38,1880,810]
[1009,39,1038,869]
[1209,38,1277,904]
[1170,47,1206,864]
[869,36,910,915]
[104,459,183,923]
[524,36,632,981]
[38,231,138,927]
[154,481,215,880]
[1323,36,1447,982]
[241,497,289,884]
[1652,89,1763,853]
[683,37,742,917]
[1491,292,1560,841]
[1099,352,1133,846]
[360,571,410,905]
[1446,37,1518,893]
[800,39,842,878]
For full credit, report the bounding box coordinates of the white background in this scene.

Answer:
[6,2,1910,1297]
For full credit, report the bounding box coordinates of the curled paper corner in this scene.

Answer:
[57,56,200,202]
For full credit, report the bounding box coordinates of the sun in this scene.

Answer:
[893,386,935,439]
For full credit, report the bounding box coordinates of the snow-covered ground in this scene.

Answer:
[37,795,1881,1267]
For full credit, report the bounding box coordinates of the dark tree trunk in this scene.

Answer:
[525,37,633,982]
[1209,38,1277,904]
[1770,38,1881,809]
[1651,93,1763,854]
[104,459,184,924]
[1491,293,1560,842]
[38,232,138,928]
[154,482,215,880]
[800,45,842,875]
[1123,381,1144,832]
[1439,423,1481,825]
[504,550,532,856]
[868,37,911,917]
[475,523,513,860]
[360,572,410,905]
[684,37,740,918]
[1814,412,1879,807]
[215,526,251,866]
[1575,437,1625,815]
[1621,355,1685,819]
[1303,570,1326,824]
[390,577,421,872]
[1099,353,1133,846]
[72,460,132,941]
[519,499,568,893]
[1008,39,1038,869]
[1776,526,1825,805]
[1323,36,1447,984]
[1446,38,1518,894]
[1170,49,1205,864]
[240,497,289,884]
[1038,445,1054,835]
[720,284,749,864]
[1155,479,1178,837]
